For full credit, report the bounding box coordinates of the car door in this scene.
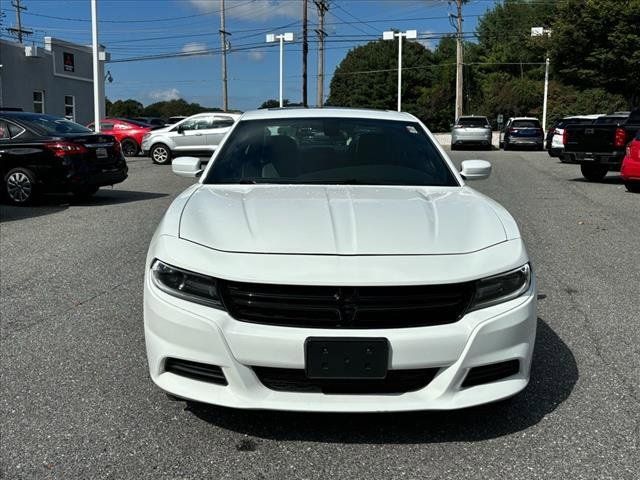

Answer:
[202,116,237,150]
[171,116,212,151]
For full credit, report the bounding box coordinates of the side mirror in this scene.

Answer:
[176,124,185,134]
[172,156,203,178]
[460,160,491,181]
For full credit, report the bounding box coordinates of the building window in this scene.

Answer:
[64,95,75,121]
[33,91,45,113]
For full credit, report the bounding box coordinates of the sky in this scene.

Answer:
[1,0,497,110]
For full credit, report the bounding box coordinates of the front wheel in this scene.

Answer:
[580,164,608,182]
[121,138,139,157]
[4,168,37,205]
[625,182,640,193]
[151,144,172,165]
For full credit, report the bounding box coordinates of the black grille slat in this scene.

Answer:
[461,360,520,388]
[165,358,228,385]
[253,367,439,394]
[220,281,474,329]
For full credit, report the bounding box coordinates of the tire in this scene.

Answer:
[499,141,504,149]
[151,144,172,165]
[121,138,139,157]
[503,143,509,151]
[580,164,608,182]
[4,167,37,206]
[625,182,640,193]
[72,185,99,200]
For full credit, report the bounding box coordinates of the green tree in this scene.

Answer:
[258,99,302,109]
[327,39,436,114]
[549,0,640,106]
[107,99,143,117]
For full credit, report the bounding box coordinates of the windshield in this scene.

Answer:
[14,114,92,134]
[457,117,489,127]
[204,117,458,187]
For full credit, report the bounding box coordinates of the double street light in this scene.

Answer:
[383,29,417,112]
[266,32,294,108]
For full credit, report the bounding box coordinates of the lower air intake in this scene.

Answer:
[461,359,520,388]
[164,358,228,385]
[253,367,439,394]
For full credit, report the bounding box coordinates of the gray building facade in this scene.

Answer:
[0,37,106,125]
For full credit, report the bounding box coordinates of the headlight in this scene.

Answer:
[468,263,531,312]
[150,260,224,309]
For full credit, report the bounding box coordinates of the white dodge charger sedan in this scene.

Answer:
[144,108,536,412]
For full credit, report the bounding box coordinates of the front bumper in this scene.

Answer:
[144,252,537,412]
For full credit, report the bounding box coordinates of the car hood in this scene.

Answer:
[179,185,508,255]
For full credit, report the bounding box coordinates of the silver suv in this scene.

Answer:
[141,112,241,165]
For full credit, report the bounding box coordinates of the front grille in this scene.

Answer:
[219,281,475,329]
[253,367,439,394]
[164,358,228,385]
[461,360,520,388]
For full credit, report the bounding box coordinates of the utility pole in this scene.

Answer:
[314,0,328,107]
[454,0,464,121]
[8,0,32,43]
[542,57,550,132]
[220,0,229,111]
[302,0,308,107]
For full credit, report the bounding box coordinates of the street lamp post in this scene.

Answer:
[383,29,417,112]
[531,27,551,131]
[90,0,100,131]
[266,32,294,108]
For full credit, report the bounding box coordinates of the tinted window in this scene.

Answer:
[8,114,91,134]
[100,123,115,130]
[119,118,151,127]
[179,116,214,131]
[205,117,458,187]
[511,120,541,128]
[556,118,595,128]
[594,116,627,125]
[211,117,236,128]
[457,117,489,127]
[7,122,24,137]
[0,121,9,139]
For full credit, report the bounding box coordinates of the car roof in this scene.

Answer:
[458,115,488,119]
[510,117,540,121]
[241,107,417,122]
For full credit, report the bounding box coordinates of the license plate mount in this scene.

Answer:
[96,147,108,158]
[305,337,389,380]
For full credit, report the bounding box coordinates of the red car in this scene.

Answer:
[87,118,152,157]
[621,132,640,193]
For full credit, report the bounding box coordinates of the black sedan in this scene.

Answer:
[0,112,128,205]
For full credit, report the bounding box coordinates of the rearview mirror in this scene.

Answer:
[172,157,203,178]
[460,160,491,181]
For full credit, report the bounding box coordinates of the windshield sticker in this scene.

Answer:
[406,125,418,134]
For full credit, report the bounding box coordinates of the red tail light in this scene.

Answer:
[614,128,627,148]
[563,129,569,145]
[45,141,89,157]
[509,128,517,133]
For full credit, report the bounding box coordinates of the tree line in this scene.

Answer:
[327,0,639,131]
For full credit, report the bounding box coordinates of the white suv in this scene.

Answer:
[144,108,536,412]
[141,112,241,165]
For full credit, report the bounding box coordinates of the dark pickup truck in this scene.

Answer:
[563,109,640,181]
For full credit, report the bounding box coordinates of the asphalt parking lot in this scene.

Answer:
[1,150,638,479]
